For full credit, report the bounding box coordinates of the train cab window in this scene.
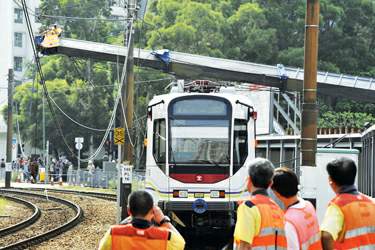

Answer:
[233,119,248,174]
[153,119,166,171]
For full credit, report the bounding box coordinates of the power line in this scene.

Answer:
[13,0,128,22]
[21,0,76,157]
[48,95,107,132]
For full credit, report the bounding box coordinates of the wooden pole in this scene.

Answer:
[301,0,320,166]
[122,0,135,164]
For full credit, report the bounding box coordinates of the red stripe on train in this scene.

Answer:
[169,173,229,183]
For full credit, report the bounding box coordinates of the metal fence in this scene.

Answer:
[0,168,145,190]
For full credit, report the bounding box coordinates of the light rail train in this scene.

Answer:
[145,80,257,230]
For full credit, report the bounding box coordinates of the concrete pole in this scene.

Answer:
[301,0,320,167]
[5,69,14,188]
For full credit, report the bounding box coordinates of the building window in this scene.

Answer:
[14,57,23,72]
[14,32,23,47]
[14,8,23,23]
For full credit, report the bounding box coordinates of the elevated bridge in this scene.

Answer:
[52,38,375,102]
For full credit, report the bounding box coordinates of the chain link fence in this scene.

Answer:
[0,167,145,190]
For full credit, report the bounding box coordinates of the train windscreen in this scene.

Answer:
[168,97,231,183]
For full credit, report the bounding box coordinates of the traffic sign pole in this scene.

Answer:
[75,137,84,185]
[77,149,80,185]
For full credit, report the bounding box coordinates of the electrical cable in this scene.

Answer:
[21,0,93,160]
[21,0,136,162]
[13,0,128,22]
[48,95,107,132]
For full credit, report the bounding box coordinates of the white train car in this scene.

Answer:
[145,80,257,230]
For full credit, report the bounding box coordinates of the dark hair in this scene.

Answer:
[248,158,274,189]
[326,157,357,186]
[128,191,153,217]
[271,167,299,198]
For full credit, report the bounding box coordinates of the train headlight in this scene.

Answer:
[173,190,188,198]
[210,190,225,198]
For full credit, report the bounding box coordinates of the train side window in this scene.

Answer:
[153,119,166,171]
[233,119,248,174]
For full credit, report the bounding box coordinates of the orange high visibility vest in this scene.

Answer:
[250,194,288,249]
[285,200,321,250]
[331,193,375,249]
[111,224,170,250]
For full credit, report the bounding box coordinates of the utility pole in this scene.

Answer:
[122,0,135,164]
[301,0,320,167]
[5,69,14,188]
[117,0,136,222]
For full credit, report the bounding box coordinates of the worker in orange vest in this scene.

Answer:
[234,158,287,249]
[98,190,185,250]
[271,167,321,250]
[321,157,375,250]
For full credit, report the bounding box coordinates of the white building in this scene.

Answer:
[0,0,41,161]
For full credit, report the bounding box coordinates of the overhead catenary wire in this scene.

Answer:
[48,95,107,132]
[13,0,128,22]
[20,0,140,162]
[21,0,77,158]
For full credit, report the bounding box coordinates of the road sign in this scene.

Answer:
[121,164,133,184]
[75,137,84,143]
[114,128,125,145]
[75,142,83,150]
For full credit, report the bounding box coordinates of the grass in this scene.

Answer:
[61,185,116,194]
[0,198,7,216]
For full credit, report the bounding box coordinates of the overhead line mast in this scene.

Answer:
[301,0,320,167]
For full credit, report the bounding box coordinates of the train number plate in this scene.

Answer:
[194,193,204,198]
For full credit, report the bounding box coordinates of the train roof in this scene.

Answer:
[362,124,375,138]
[148,91,255,108]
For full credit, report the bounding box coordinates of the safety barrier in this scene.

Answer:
[0,168,145,190]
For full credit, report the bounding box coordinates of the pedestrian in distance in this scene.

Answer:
[87,160,95,187]
[98,190,185,250]
[0,158,5,181]
[233,158,287,250]
[271,167,321,250]
[320,157,375,250]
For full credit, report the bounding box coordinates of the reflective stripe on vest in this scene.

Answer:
[249,195,287,248]
[301,233,321,250]
[331,193,375,249]
[111,224,170,250]
[285,200,321,250]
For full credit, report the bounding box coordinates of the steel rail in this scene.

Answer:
[0,194,41,237]
[12,187,117,201]
[0,189,83,250]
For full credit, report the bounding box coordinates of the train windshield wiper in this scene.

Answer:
[192,160,227,167]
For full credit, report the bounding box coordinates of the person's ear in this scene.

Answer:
[127,207,132,216]
[268,180,273,189]
[328,176,337,193]
[247,176,252,191]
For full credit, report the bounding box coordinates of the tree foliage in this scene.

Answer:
[13,0,375,161]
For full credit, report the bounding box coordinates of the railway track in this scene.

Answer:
[0,189,83,250]
[0,194,41,238]
[11,187,117,202]
[9,187,231,249]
